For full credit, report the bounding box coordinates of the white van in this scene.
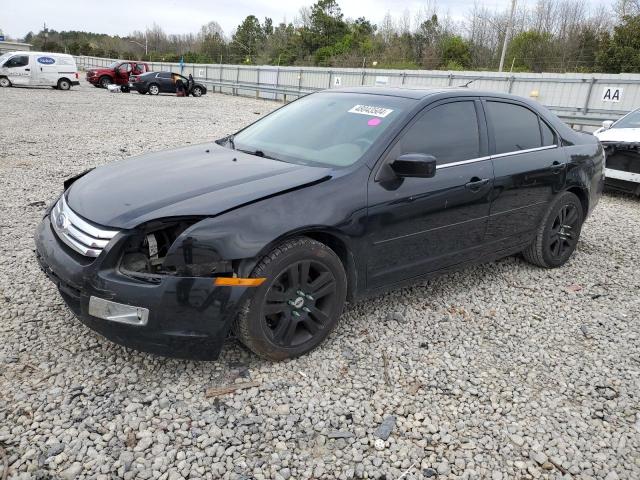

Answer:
[0,51,79,90]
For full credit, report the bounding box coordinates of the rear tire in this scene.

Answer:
[523,191,584,268]
[57,78,71,91]
[234,237,347,360]
[0,77,11,87]
[148,83,160,95]
[99,76,112,88]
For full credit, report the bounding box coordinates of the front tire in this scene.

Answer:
[148,83,160,95]
[192,86,203,97]
[0,77,11,88]
[57,78,71,90]
[99,76,112,88]
[234,237,347,360]
[523,191,584,268]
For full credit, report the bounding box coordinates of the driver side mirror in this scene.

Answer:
[390,153,437,178]
[602,120,614,130]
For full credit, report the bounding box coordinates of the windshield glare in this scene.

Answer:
[0,53,11,66]
[108,61,119,69]
[615,109,640,129]
[231,92,413,167]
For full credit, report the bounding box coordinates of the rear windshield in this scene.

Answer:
[230,92,414,167]
[615,109,640,129]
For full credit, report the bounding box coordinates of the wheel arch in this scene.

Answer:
[238,228,359,301]
[565,185,589,218]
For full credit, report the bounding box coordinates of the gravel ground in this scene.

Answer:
[1,82,639,480]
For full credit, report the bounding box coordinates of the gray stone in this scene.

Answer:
[375,416,396,440]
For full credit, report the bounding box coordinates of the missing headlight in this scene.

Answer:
[119,219,232,280]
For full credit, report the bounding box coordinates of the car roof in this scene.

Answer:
[325,86,537,103]
[5,51,73,57]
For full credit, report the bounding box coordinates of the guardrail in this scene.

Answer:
[76,55,638,130]
[193,78,612,130]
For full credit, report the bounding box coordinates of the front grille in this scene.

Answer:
[50,195,119,258]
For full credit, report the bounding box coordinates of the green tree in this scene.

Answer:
[231,15,265,62]
[303,0,349,54]
[440,35,471,68]
[507,30,555,72]
[596,15,640,72]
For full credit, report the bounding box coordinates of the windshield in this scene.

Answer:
[230,92,413,167]
[108,61,119,69]
[615,109,640,129]
[0,53,12,67]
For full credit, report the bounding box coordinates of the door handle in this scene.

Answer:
[465,177,490,191]
[550,161,565,174]
[24,68,30,71]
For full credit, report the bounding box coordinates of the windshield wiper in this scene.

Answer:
[236,148,283,162]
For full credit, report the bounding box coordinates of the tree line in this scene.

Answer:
[13,0,640,73]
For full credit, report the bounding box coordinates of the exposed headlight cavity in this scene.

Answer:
[119,219,232,280]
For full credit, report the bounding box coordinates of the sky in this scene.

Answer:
[3,0,611,39]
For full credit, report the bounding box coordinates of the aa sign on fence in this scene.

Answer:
[602,87,623,102]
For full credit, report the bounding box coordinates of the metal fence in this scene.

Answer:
[74,55,640,129]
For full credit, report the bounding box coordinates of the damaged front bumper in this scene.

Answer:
[34,216,252,360]
[602,141,640,195]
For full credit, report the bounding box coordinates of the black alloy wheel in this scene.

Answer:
[234,237,347,360]
[263,259,337,348]
[547,203,580,260]
[523,191,584,268]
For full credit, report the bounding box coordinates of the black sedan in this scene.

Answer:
[130,71,207,96]
[35,87,604,360]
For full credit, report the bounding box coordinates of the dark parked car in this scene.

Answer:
[35,87,604,360]
[130,71,207,96]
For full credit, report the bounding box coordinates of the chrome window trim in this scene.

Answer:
[50,195,119,258]
[490,144,558,159]
[435,144,558,170]
[436,156,491,169]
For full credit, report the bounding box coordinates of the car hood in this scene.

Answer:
[66,143,331,229]
[595,127,640,143]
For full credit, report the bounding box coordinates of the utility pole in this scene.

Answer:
[498,0,516,72]
[43,22,49,51]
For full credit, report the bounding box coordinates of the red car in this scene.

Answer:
[86,61,150,90]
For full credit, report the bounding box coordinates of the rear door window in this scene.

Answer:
[398,101,481,165]
[541,120,556,146]
[486,101,542,154]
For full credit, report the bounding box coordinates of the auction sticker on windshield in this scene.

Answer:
[348,105,394,117]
